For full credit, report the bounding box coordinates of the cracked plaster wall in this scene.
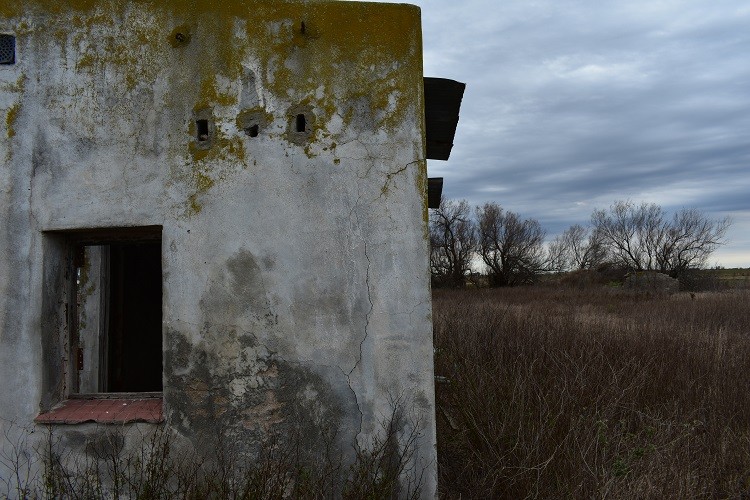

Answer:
[1,0,436,497]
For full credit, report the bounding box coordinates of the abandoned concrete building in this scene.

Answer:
[0,0,463,496]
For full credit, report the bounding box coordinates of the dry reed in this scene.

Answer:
[434,287,750,499]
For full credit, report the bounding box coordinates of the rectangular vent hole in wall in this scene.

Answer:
[295,114,306,133]
[196,119,209,141]
[0,34,15,65]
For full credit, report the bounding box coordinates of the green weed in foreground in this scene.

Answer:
[434,287,750,499]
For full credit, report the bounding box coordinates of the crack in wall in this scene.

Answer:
[348,205,372,379]
[392,298,431,323]
[340,196,373,440]
[378,159,421,201]
[338,365,363,438]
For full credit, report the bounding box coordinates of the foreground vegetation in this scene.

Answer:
[6,281,750,498]
[1,402,424,499]
[434,285,750,498]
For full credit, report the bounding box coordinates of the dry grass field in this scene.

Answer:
[434,286,750,498]
[704,268,750,289]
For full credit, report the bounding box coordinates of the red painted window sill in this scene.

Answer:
[35,394,163,425]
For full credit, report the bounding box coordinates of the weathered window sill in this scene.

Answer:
[35,393,163,424]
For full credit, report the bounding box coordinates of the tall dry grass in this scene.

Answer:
[434,287,750,499]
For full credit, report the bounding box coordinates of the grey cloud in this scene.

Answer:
[412,0,750,264]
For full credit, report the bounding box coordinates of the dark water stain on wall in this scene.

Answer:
[165,329,360,464]
[165,249,360,463]
[199,249,274,328]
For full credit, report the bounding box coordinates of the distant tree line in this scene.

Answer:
[430,199,730,287]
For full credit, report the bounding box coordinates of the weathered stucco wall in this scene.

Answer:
[0,0,435,496]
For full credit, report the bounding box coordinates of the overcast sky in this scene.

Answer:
[366,0,750,266]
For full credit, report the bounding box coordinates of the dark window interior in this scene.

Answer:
[107,241,162,392]
[196,119,209,140]
[295,113,306,133]
[68,227,163,394]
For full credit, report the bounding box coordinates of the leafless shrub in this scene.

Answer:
[0,401,423,499]
[0,420,39,499]
[345,396,426,500]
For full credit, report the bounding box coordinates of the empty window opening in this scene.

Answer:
[245,124,259,137]
[295,113,306,133]
[196,119,209,141]
[72,232,162,394]
[0,34,15,65]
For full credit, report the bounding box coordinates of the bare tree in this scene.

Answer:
[476,202,546,286]
[545,237,568,274]
[547,224,608,272]
[658,208,731,275]
[591,200,730,277]
[429,198,476,287]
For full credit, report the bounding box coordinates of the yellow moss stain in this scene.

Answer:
[168,24,192,48]
[5,0,425,217]
[193,74,237,110]
[246,2,422,129]
[223,136,245,161]
[236,107,274,134]
[186,169,215,215]
[73,28,162,92]
[195,170,214,192]
[6,0,423,131]
[75,53,96,71]
[1,74,27,94]
[6,104,20,139]
[188,194,204,215]
[185,128,246,214]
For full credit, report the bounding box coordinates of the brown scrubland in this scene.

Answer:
[434,283,750,498]
[5,273,750,498]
